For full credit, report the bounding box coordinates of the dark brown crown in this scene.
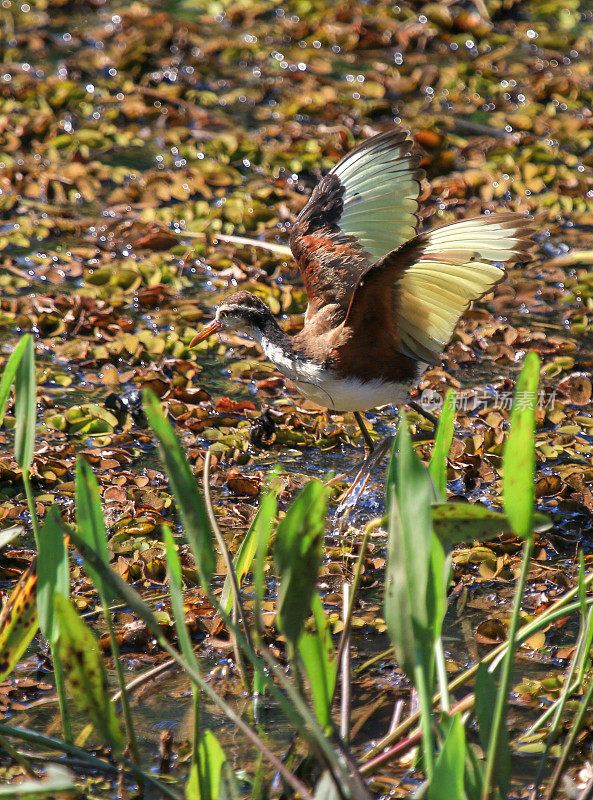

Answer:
[219,290,270,314]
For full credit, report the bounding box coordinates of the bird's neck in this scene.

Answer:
[250,316,296,374]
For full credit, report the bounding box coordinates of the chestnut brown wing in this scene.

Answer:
[289,128,423,315]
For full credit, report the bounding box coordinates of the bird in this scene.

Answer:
[190,127,533,454]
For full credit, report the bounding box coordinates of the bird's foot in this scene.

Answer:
[334,436,394,528]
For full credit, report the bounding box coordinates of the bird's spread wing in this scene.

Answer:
[347,212,534,365]
[289,128,422,314]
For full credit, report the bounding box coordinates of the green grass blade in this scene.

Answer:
[481,536,534,800]
[14,335,36,474]
[475,663,510,798]
[196,729,234,800]
[37,505,69,646]
[75,457,114,602]
[76,458,138,758]
[298,593,337,731]
[164,528,203,800]
[0,336,29,429]
[384,415,437,679]
[144,390,215,588]
[481,354,541,799]
[428,713,467,800]
[221,490,276,616]
[503,351,540,538]
[429,390,456,501]
[274,479,327,646]
[384,415,443,780]
[384,490,416,680]
[164,528,199,670]
[54,594,124,755]
[254,493,276,618]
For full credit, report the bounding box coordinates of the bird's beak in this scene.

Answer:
[190,319,224,347]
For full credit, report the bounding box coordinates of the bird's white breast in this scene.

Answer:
[260,338,412,412]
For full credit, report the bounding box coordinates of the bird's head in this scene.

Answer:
[189,290,273,347]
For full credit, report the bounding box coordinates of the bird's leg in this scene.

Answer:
[354,411,374,455]
[409,400,438,427]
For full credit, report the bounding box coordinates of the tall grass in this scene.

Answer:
[0,339,588,800]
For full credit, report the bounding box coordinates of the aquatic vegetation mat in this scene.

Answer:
[2,0,593,796]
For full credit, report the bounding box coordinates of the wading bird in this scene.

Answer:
[190,128,532,453]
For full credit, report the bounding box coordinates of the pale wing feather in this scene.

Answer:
[397,214,533,363]
[330,131,422,261]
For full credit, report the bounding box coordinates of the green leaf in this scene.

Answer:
[75,458,114,602]
[427,532,446,646]
[384,416,438,681]
[164,528,198,670]
[386,422,441,512]
[432,503,551,545]
[503,352,540,538]
[0,563,38,681]
[221,490,276,615]
[14,336,36,473]
[254,494,275,616]
[384,491,416,680]
[196,729,230,800]
[0,336,29,429]
[0,765,77,798]
[274,480,327,646]
[463,740,485,800]
[475,663,510,798]
[429,390,456,500]
[429,713,467,800]
[143,390,215,587]
[298,593,337,731]
[165,532,202,800]
[37,505,69,645]
[54,594,124,754]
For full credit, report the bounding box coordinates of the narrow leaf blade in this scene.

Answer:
[0,336,29,429]
[274,480,327,646]
[144,390,215,587]
[503,352,540,538]
[14,336,36,473]
[221,491,276,615]
[432,503,551,545]
[54,594,124,754]
[197,728,227,800]
[429,390,456,500]
[475,663,511,798]
[75,458,113,602]
[37,505,69,645]
[298,593,337,731]
[429,713,467,800]
[164,528,198,670]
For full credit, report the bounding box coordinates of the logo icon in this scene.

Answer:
[419,389,443,412]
